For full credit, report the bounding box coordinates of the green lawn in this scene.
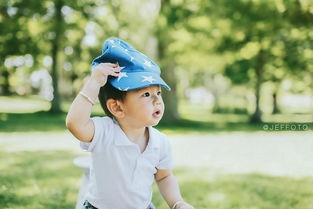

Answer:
[1,150,313,209]
[0,96,312,133]
[1,96,313,209]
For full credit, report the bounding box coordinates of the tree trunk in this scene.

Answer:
[272,91,280,114]
[49,0,63,113]
[212,93,222,113]
[157,37,180,122]
[1,67,11,95]
[156,0,180,123]
[250,51,264,123]
[160,54,180,122]
[70,37,84,96]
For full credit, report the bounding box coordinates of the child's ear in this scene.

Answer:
[106,99,125,118]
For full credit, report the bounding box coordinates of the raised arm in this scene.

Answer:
[65,63,120,142]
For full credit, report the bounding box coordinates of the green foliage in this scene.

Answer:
[197,0,313,122]
[1,0,312,121]
[225,59,252,84]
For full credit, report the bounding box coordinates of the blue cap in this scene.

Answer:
[91,38,171,91]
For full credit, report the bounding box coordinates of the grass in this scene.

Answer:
[0,150,81,209]
[1,111,311,133]
[170,168,313,209]
[0,111,264,133]
[0,96,312,133]
[1,150,313,209]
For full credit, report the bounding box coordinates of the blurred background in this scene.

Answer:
[0,0,313,208]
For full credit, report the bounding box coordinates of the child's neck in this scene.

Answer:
[117,119,148,143]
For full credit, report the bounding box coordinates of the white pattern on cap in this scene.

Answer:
[143,59,152,68]
[142,76,156,83]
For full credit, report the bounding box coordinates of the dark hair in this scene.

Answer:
[98,83,127,118]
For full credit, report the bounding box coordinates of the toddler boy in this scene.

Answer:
[66,38,194,209]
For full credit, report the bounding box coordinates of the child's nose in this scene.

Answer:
[152,95,162,105]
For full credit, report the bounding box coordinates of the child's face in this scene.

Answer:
[122,85,164,127]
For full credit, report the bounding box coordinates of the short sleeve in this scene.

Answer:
[80,116,113,152]
[156,134,174,170]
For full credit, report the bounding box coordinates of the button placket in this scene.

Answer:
[131,149,141,183]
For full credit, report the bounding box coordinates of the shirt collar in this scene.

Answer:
[146,126,160,150]
[112,119,160,149]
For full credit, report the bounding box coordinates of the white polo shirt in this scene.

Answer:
[80,116,174,209]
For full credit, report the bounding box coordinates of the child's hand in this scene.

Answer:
[90,63,121,87]
[175,201,195,209]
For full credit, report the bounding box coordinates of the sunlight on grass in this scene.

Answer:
[152,167,313,209]
[0,96,104,115]
[1,145,313,208]
[0,150,81,209]
[179,100,250,122]
[262,113,313,123]
[0,131,79,152]
[0,96,50,113]
[4,149,310,209]
[179,100,313,123]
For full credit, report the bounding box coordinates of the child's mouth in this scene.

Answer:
[152,110,161,118]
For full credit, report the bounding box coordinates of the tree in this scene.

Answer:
[46,0,94,112]
[38,0,95,112]
[155,0,195,122]
[0,0,41,95]
[48,0,63,113]
[209,0,306,122]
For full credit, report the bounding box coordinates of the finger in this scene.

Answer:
[108,71,119,77]
[112,63,118,68]
[100,63,117,68]
[100,68,117,75]
[111,63,118,68]
[113,67,121,72]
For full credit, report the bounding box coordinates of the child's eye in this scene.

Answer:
[143,92,150,97]
[157,91,161,96]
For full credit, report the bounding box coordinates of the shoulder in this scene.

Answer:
[91,116,116,129]
[91,116,116,138]
[92,115,114,124]
[150,127,167,139]
[150,127,174,169]
[150,127,170,148]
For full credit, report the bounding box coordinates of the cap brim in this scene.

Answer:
[108,71,171,91]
